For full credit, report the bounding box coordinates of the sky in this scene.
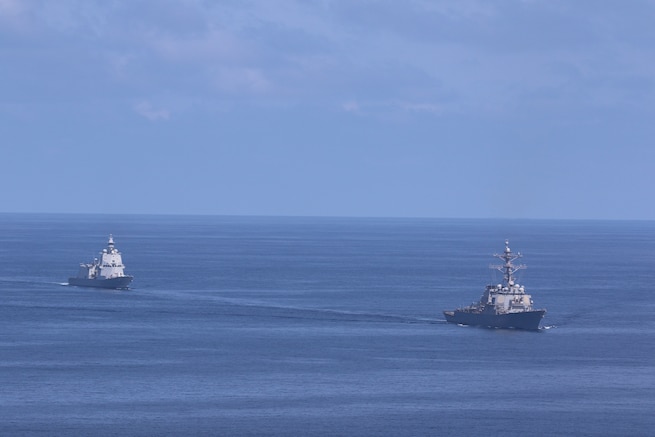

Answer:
[1,0,655,219]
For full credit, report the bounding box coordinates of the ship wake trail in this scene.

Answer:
[281,307,445,325]
[160,294,444,326]
[237,302,443,325]
[0,278,69,287]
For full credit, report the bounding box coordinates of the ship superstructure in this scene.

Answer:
[443,240,545,330]
[68,235,133,289]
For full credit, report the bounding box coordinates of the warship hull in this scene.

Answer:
[68,276,133,290]
[443,309,545,330]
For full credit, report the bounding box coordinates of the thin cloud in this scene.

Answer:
[3,0,655,120]
[342,101,360,113]
[145,28,248,63]
[341,100,444,117]
[208,67,270,95]
[0,0,21,14]
[133,101,170,121]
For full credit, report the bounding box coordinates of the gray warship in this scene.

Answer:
[443,240,545,330]
[68,235,133,289]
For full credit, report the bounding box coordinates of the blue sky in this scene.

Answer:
[1,0,654,219]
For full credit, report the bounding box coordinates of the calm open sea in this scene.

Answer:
[1,214,654,436]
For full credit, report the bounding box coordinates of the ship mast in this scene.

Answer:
[491,240,525,286]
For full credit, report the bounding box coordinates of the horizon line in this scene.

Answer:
[0,211,653,223]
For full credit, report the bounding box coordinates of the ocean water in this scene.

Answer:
[1,214,654,436]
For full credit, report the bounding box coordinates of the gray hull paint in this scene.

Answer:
[443,309,546,330]
[68,276,133,290]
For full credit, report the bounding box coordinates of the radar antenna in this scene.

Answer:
[490,240,526,285]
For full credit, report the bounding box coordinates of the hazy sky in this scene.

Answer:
[2,0,654,219]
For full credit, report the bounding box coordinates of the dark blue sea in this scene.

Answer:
[1,214,654,436]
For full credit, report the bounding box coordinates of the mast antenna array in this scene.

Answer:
[489,240,526,285]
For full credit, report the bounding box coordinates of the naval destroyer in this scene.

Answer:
[68,235,133,289]
[443,240,545,330]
